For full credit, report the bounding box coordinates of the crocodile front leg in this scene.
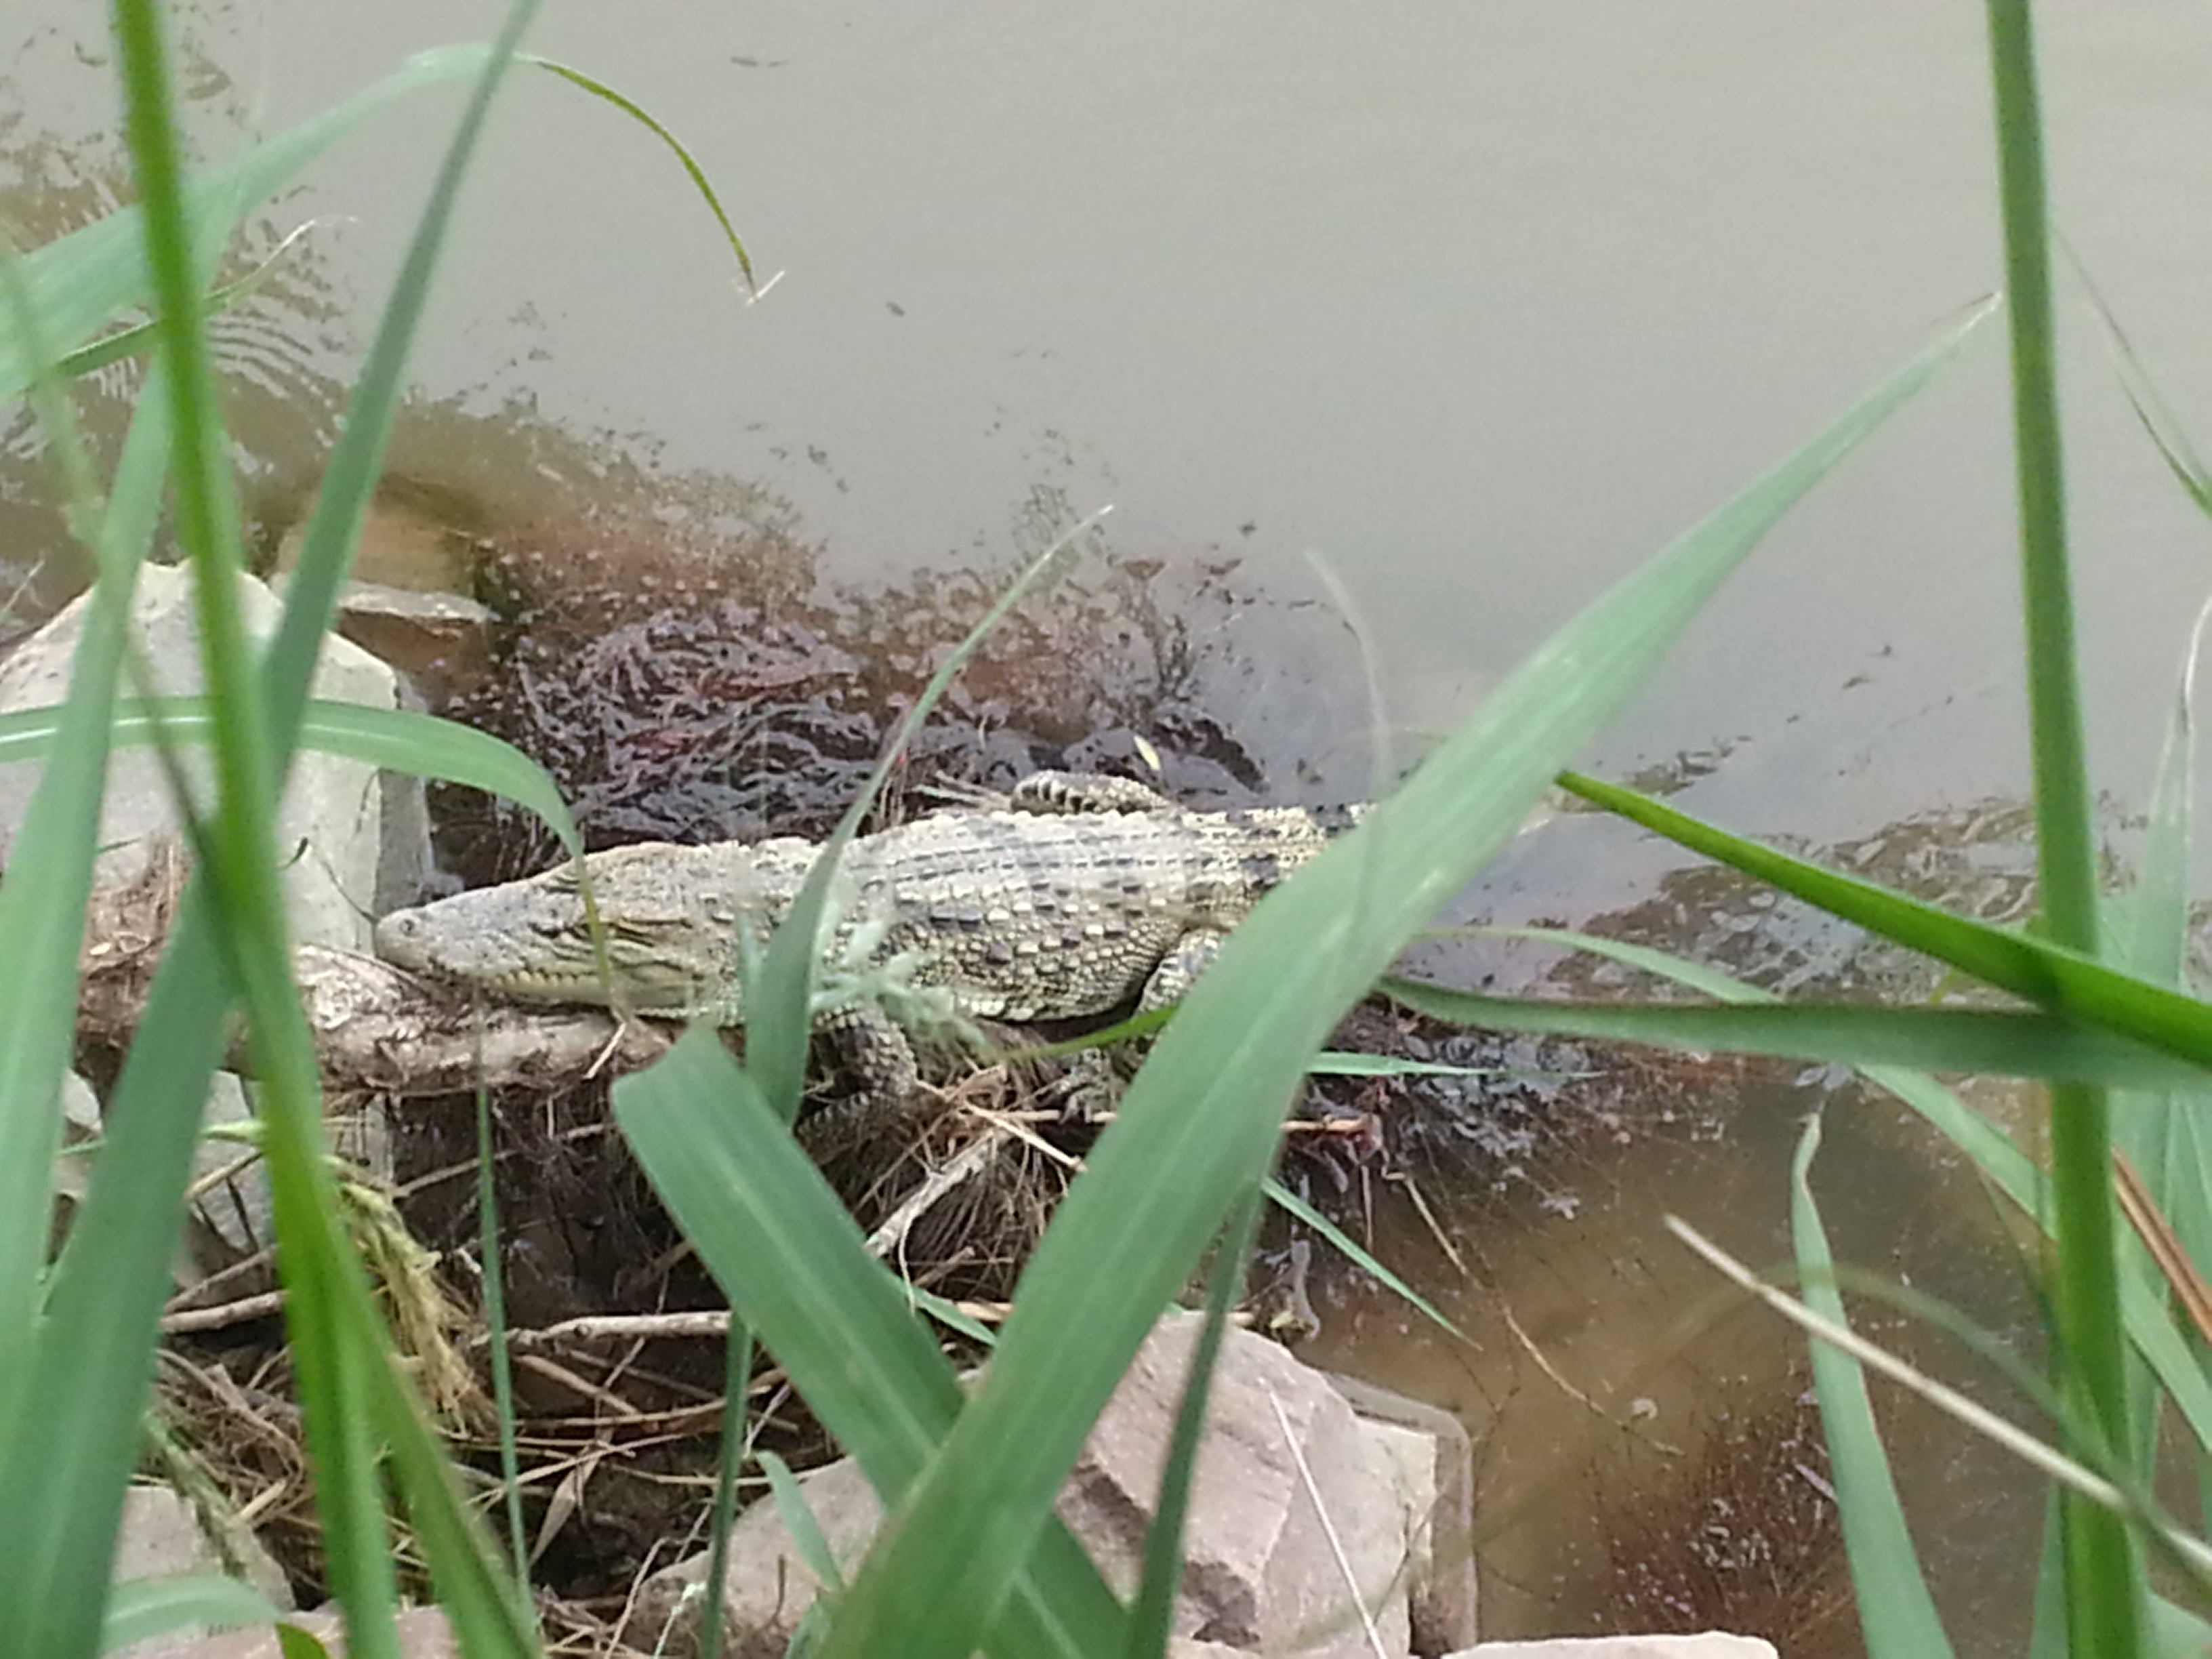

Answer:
[1137,925,1229,1014]
[792,1003,926,1155]
[1063,924,1233,1119]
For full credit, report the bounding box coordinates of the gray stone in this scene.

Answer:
[108,1483,293,1657]
[169,1068,387,1275]
[52,1069,100,1211]
[2,567,415,1208]
[1450,1635,1780,1659]
[1322,1372,1478,1653]
[1065,1311,1415,1656]
[131,1607,455,1659]
[625,1454,882,1659]
[178,1071,270,1273]
[629,1310,1457,1658]
[60,1067,100,1132]
[112,1485,222,1584]
[374,732,438,918]
[269,569,496,723]
[54,1070,241,1290]
[0,565,400,954]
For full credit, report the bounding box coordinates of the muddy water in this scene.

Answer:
[11,3,2212,1650]
[1296,801,2058,1653]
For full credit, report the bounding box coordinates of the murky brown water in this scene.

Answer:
[12,3,2212,1650]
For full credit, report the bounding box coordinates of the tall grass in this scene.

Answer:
[3,2,2207,1656]
[0,4,742,1655]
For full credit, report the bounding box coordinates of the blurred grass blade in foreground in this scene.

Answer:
[0,0,747,1650]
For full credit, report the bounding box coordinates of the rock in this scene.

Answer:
[177,1071,270,1272]
[625,1454,882,1659]
[272,572,497,714]
[106,1483,292,1657]
[0,565,405,954]
[1448,1636,1780,1659]
[274,478,486,597]
[167,1069,386,1278]
[272,476,497,707]
[628,1310,1463,1658]
[1320,1373,1477,1654]
[0,567,417,1228]
[52,1069,100,1216]
[1067,1311,1418,1656]
[127,1606,457,1659]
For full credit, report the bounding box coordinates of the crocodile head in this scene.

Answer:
[373,837,818,1019]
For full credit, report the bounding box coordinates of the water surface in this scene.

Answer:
[12,5,2212,1650]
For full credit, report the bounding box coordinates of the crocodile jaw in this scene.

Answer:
[373,838,811,1018]
[373,901,716,1013]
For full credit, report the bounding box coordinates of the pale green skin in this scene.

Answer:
[373,774,1365,1145]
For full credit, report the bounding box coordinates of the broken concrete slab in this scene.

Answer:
[628,1309,1469,1658]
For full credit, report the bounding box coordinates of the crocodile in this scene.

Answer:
[373,771,1368,1147]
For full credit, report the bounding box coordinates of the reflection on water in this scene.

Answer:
[16,1,2212,840]
[249,431,1372,884]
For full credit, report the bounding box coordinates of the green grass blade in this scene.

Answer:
[1531,821,2212,1452]
[1557,772,2212,1071]
[108,0,406,1643]
[518,62,754,291]
[1985,0,2136,1641]
[813,302,1994,1659]
[1790,1113,1956,1659]
[249,1,552,1645]
[57,221,326,382]
[695,1319,759,1659]
[1465,926,2212,1459]
[0,45,512,401]
[0,9,717,1658]
[1,46,733,407]
[0,884,242,1657]
[1670,1219,2212,1588]
[0,331,182,1653]
[100,1574,280,1654]
[1382,982,2210,1091]
[1128,1185,1262,1659]
[1986,8,2095,954]
[2150,1595,2212,1658]
[1305,1051,1507,1079]
[262,45,706,748]
[105,7,545,1656]
[2071,245,2212,523]
[476,1087,531,1597]
[907,1289,999,1347]
[0,697,579,853]
[760,1450,846,1597]
[2106,600,2210,1483]
[613,1029,1127,1658]
[1262,1179,1464,1340]
[0,372,170,1431]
